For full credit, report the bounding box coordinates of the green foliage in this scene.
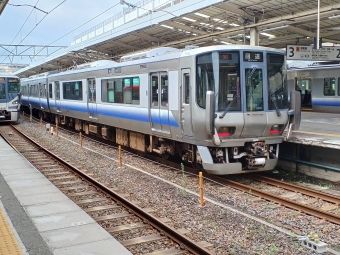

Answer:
[269,243,279,255]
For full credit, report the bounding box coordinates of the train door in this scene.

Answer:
[180,69,193,138]
[241,62,267,137]
[295,77,312,109]
[87,78,98,120]
[39,83,43,109]
[149,72,170,135]
[55,81,61,113]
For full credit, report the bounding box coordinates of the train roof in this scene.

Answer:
[24,45,286,79]
[1,75,20,78]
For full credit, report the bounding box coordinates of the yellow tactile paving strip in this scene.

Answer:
[0,208,23,255]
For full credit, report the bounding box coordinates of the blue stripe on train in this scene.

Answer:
[21,98,179,127]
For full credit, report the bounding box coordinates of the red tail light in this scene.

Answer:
[217,127,236,137]
[269,125,282,135]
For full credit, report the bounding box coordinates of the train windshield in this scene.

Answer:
[267,54,287,109]
[8,78,20,93]
[197,51,241,111]
[0,84,5,99]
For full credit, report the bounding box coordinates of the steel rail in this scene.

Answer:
[250,174,340,205]
[205,174,340,225]
[7,125,212,255]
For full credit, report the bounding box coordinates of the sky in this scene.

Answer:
[0,0,138,65]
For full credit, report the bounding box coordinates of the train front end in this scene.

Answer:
[0,76,21,122]
[191,46,301,175]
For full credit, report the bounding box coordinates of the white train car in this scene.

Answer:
[21,45,301,175]
[0,75,21,122]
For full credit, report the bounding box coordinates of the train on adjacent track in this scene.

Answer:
[288,63,340,113]
[0,75,21,123]
[20,45,301,175]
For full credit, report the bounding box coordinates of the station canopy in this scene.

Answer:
[0,0,8,15]
[14,0,340,77]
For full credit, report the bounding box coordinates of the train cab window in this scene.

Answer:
[161,75,168,107]
[324,78,335,96]
[245,68,263,111]
[218,52,240,111]
[267,53,287,110]
[49,83,53,98]
[197,52,241,111]
[0,84,5,99]
[184,73,190,104]
[8,78,20,93]
[62,81,83,100]
[196,53,214,108]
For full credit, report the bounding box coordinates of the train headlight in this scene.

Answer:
[269,124,284,135]
[217,126,236,138]
[12,100,18,105]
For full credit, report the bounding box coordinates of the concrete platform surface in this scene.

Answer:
[0,136,132,255]
[286,112,340,149]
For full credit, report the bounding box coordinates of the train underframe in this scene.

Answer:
[0,110,20,122]
[27,108,279,174]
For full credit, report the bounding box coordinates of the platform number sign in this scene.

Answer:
[286,45,313,60]
[287,45,340,61]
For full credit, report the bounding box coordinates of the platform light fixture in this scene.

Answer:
[263,25,288,31]
[260,32,275,38]
[160,24,174,29]
[329,15,340,19]
[194,12,210,18]
[182,17,196,22]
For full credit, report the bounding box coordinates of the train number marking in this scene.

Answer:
[288,47,294,58]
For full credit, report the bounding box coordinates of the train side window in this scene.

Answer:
[123,78,132,104]
[324,78,335,96]
[161,74,168,107]
[132,77,140,105]
[62,81,83,100]
[151,74,159,106]
[184,73,190,104]
[49,83,53,98]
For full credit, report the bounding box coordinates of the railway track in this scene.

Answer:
[206,174,340,226]
[0,125,213,255]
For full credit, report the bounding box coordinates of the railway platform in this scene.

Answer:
[0,137,132,255]
[287,111,340,148]
[280,111,340,181]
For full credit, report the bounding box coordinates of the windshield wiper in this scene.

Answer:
[219,94,237,119]
[270,85,283,117]
[271,94,281,117]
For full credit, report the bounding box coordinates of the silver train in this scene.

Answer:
[20,45,301,175]
[0,75,21,122]
[288,64,340,113]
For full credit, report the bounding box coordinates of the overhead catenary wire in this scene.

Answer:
[0,0,41,62]
[7,3,48,14]
[1,0,67,64]
[13,1,121,65]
